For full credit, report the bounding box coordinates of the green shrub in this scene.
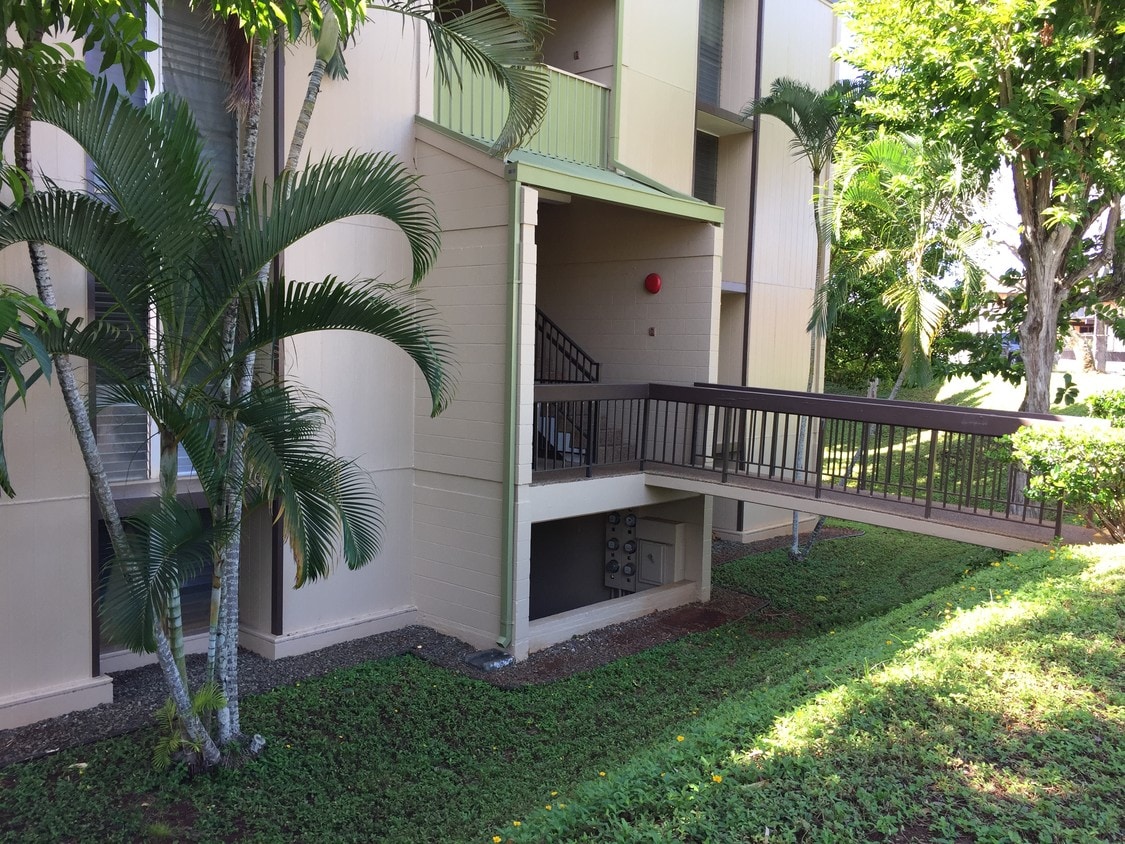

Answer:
[1009,424,1125,541]
[1088,388,1125,424]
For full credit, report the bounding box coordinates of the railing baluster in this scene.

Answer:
[531,382,1090,544]
[924,430,938,518]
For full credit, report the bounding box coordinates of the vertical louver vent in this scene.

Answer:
[697,0,725,106]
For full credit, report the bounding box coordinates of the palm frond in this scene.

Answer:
[235,151,441,287]
[0,189,154,344]
[42,313,144,386]
[235,277,454,414]
[33,79,216,266]
[743,77,864,175]
[235,383,382,585]
[99,500,222,653]
[380,0,550,153]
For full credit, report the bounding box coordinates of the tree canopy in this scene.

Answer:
[838,0,1125,412]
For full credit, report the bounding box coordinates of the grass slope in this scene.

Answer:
[503,543,1125,843]
[3,527,1119,843]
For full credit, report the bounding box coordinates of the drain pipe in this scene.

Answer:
[497,178,523,649]
[737,0,767,535]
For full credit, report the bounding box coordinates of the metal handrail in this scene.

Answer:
[532,382,1088,537]
[535,309,601,384]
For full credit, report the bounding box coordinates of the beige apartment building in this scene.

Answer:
[0,0,838,729]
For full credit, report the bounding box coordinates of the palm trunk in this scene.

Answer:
[15,39,219,762]
[14,53,125,551]
[210,36,268,745]
[213,37,336,745]
[158,430,191,687]
[285,58,327,175]
[790,173,828,559]
[153,622,221,767]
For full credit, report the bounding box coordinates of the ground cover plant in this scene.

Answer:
[506,543,1125,843]
[1,523,1000,842]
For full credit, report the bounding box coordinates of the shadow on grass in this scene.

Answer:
[502,547,1125,843]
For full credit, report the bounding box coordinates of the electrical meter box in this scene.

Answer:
[604,510,638,591]
[635,517,685,591]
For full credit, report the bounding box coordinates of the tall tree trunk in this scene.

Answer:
[1019,259,1065,414]
[14,39,219,761]
[211,35,268,746]
[214,34,329,746]
[790,172,828,559]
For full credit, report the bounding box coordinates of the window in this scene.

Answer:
[697,0,724,107]
[93,0,236,483]
[693,131,719,205]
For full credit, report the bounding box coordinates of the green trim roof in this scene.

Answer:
[505,149,724,224]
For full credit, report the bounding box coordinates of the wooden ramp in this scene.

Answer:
[645,464,1097,553]
[533,382,1107,551]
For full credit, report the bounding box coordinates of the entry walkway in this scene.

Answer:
[533,382,1101,552]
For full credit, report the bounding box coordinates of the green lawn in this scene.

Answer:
[507,541,1125,843]
[849,365,1125,416]
[10,523,1120,843]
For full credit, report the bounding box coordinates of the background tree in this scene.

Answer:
[838,0,1125,413]
[742,76,861,560]
[829,132,984,399]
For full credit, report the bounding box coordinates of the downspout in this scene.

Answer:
[609,0,624,168]
[741,0,765,386]
[738,0,766,533]
[270,37,286,637]
[497,178,523,649]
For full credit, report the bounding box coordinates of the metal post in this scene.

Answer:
[721,407,733,482]
[586,399,599,478]
[924,431,938,518]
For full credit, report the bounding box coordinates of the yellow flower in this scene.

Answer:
[550,791,558,797]
[493,837,502,843]
[885,640,893,645]
[545,805,552,811]
[712,774,723,783]
[676,735,685,742]
[512,821,521,827]
[598,771,606,777]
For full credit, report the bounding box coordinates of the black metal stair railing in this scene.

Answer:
[532,381,1093,540]
[535,308,601,384]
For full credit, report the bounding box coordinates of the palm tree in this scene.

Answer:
[0,0,548,761]
[0,286,57,496]
[0,81,452,768]
[205,1,549,743]
[742,76,862,560]
[832,131,983,399]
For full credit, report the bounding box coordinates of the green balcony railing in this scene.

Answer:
[434,62,609,168]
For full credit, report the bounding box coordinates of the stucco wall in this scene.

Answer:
[232,22,435,656]
[0,134,112,725]
[542,0,616,88]
[616,0,699,192]
[411,132,516,649]
[745,0,836,391]
[536,199,721,386]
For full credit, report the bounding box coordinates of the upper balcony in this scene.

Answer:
[433,61,610,169]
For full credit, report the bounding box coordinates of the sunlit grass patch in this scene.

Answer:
[506,545,1125,843]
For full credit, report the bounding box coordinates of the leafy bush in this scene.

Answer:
[1009,424,1125,541]
[1088,388,1125,425]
